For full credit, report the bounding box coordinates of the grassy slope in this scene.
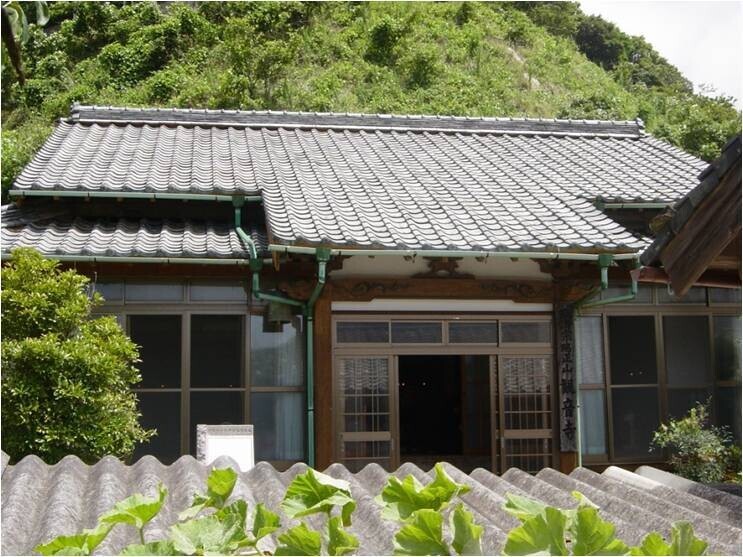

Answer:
[1,2,739,199]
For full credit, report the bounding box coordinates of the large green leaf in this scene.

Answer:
[393,509,450,556]
[450,503,483,556]
[503,493,548,523]
[327,515,360,556]
[630,522,708,556]
[378,464,470,522]
[252,503,281,541]
[100,484,167,530]
[670,522,707,556]
[275,522,323,556]
[570,506,629,556]
[121,541,178,555]
[282,469,356,526]
[170,513,250,555]
[503,507,569,556]
[36,522,114,555]
[179,467,238,520]
[630,533,672,556]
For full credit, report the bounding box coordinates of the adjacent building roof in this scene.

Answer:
[6,104,709,255]
[1,203,267,262]
[640,134,741,295]
[1,453,740,556]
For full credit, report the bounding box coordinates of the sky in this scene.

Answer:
[579,0,743,106]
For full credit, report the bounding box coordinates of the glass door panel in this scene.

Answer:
[494,355,554,473]
[336,356,395,471]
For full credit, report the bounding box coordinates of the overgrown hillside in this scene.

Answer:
[2,1,740,199]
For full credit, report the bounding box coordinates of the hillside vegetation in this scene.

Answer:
[2,1,740,198]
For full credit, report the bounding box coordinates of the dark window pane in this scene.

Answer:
[576,316,604,385]
[603,285,653,303]
[129,315,181,388]
[449,322,499,344]
[94,282,123,301]
[716,386,741,442]
[500,322,551,343]
[132,392,180,464]
[251,315,304,387]
[579,390,606,455]
[190,283,248,302]
[189,392,244,455]
[714,316,742,381]
[663,316,711,387]
[391,322,442,343]
[608,316,657,385]
[611,387,660,458]
[191,315,243,388]
[668,388,712,420]
[657,286,706,304]
[125,282,184,301]
[251,392,304,461]
[337,322,389,343]
[709,288,742,304]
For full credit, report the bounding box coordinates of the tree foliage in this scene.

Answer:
[1,1,741,200]
[1,248,153,463]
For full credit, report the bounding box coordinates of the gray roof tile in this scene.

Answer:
[1,204,267,260]
[11,105,707,253]
[1,453,740,556]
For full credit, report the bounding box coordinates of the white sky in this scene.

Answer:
[579,0,743,107]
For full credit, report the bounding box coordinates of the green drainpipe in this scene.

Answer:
[303,248,331,469]
[233,197,328,467]
[578,254,639,309]
[575,254,640,467]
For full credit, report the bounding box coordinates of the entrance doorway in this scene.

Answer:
[398,355,491,473]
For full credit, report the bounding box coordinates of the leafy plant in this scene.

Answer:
[501,492,708,556]
[34,462,711,556]
[651,402,739,483]
[376,462,482,555]
[1,248,153,463]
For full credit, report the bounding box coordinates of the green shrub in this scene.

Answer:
[366,15,404,66]
[651,402,738,483]
[1,248,153,463]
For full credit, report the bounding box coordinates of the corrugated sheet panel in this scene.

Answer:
[1,454,740,556]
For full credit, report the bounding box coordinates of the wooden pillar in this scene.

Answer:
[313,285,333,469]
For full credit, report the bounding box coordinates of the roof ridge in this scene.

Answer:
[68,103,645,138]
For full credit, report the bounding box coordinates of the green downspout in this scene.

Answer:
[233,197,328,467]
[575,254,641,467]
[303,248,331,468]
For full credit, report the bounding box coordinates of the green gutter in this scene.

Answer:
[595,201,671,210]
[269,244,640,261]
[9,190,262,202]
[0,253,252,265]
[233,198,329,467]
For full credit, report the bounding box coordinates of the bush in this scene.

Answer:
[651,402,738,483]
[1,248,153,463]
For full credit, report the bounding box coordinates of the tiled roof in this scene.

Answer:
[9,105,708,253]
[0,204,267,261]
[1,454,740,556]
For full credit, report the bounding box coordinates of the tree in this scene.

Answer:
[1,1,49,84]
[1,248,153,463]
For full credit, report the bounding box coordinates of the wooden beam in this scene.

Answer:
[313,286,334,469]
[633,266,742,289]
[660,168,742,296]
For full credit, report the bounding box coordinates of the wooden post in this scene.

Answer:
[313,285,333,470]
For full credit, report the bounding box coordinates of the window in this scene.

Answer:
[449,322,499,344]
[577,287,741,462]
[100,282,305,466]
[249,312,305,462]
[130,315,182,462]
[391,322,442,343]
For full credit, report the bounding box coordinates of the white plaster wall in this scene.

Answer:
[329,255,550,280]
